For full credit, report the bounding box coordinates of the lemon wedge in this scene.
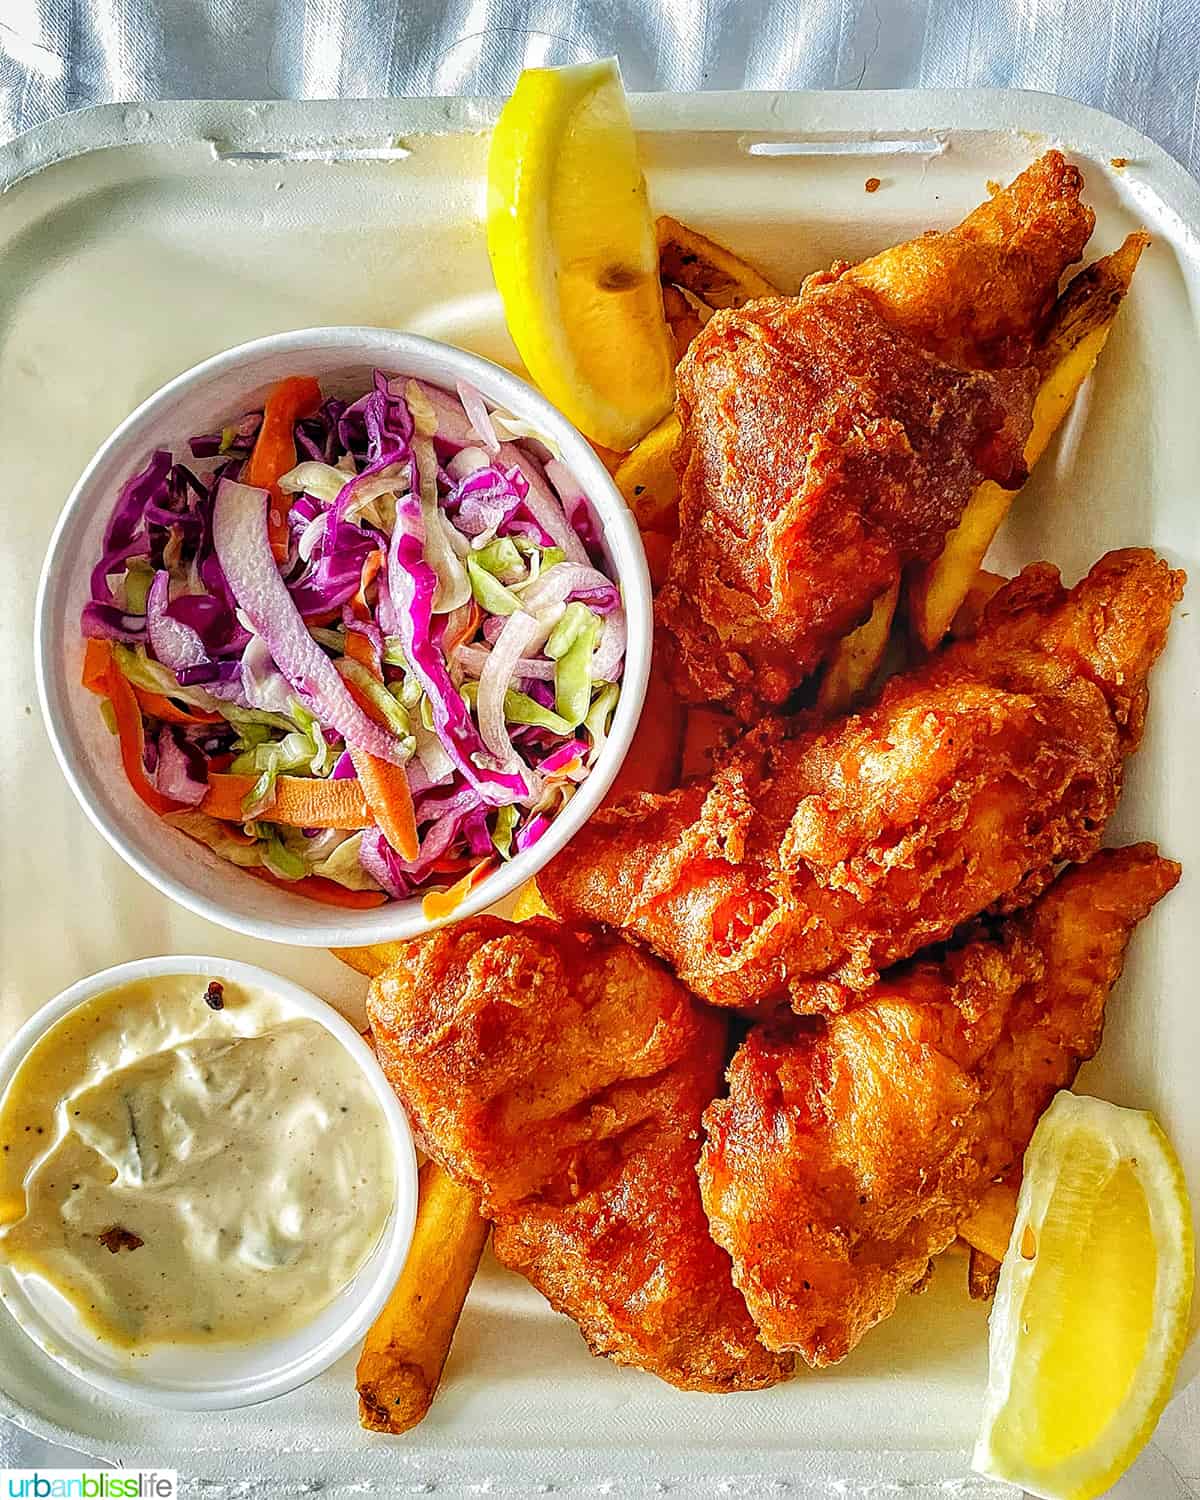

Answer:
[487,59,675,451]
[974,1091,1195,1500]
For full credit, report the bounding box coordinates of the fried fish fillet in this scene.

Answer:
[659,152,1094,717]
[844,150,1095,371]
[541,550,1184,1013]
[698,845,1180,1366]
[367,918,791,1392]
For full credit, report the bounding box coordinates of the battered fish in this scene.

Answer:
[698,845,1179,1365]
[367,918,791,1392]
[660,152,1095,717]
[541,550,1184,1013]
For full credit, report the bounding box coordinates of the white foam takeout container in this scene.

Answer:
[1,90,1197,1496]
[34,326,652,948]
[0,955,419,1410]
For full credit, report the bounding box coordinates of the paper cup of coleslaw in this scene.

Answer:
[35,328,652,947]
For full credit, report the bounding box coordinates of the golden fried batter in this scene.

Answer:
[541,550,1184,1013]
[367,918,790,1392]
[659,282,1037,716]
[699,846,1179,1366]
[845,150,1095,370]
[660,152,1094,717]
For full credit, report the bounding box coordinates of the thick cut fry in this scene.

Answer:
[816,579,901,715]
[512,879,554,921]
[958,1181,1020,1262]
[332,942,410,979]
[907,233,1148,650]
[662,284,705,360]
[968,1247,1003,1301]
[657,216,781,308]
[950,569,1006,639]
[613,413,682,534]
[357,1161,489,1434]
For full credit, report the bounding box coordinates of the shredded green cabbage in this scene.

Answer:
[467,554,523,615]
[546,603,602,728]
[584,682,620,764]
[164,811,263,867]
[491,803,519,859]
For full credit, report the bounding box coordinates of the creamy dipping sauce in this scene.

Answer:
[0,975,394,1350]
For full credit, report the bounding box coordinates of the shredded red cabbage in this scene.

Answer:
[81,368,624,906]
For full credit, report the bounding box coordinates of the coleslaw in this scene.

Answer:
[80,370,625,912]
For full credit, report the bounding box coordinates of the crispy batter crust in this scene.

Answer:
[660,281,1037,716]
[698,846,1179,1365]
[367,918,791,1392]
[659,151,1095,718]
[541,550,1184,1012]
[845,150,1095,370]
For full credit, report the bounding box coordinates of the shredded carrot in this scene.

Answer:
[349,747,419,861]
[421,858,497,922]
[443,599,481,658]
[247,866,388,909]
[103,658,187,816]
[81,638,112,694]
[133,686,222,725]
[244,375,322,561]
[201,772,373,828]
[344,550,384,672]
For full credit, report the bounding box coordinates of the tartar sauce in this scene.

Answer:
[0,974,394,1350]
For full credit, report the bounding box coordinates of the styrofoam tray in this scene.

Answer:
[1,90,1198,1498]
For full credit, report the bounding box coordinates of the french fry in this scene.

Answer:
[657,216,781,309]
[512,878,554,921]
[816,579,901,715]
[949,569,1006,639]
[357,1160,489,1434]
[958,1181,1019,1263]
[662,284,705,361]
[612,411,682,535]
[332,942,408,980]
[967,1246,1003,1301]
[906,232,1149,651]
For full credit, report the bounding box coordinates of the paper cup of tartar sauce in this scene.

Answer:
[0,956,417,1409]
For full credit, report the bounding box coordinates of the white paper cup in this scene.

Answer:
[0,955,418,1410]
[35,328,652,946]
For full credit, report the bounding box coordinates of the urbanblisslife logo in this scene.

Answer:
[3,1474,177,1498]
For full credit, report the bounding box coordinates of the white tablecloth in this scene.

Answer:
[0,1,1197,1492]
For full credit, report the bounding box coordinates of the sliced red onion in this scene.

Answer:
[521,562,621,618]
[155,728,207,806]
[446,446,493,481]
[477,610,552,770]
[456,380,500,456]
[503,450,589,564]
[456,643,556,681]
[385,482,527,804]
[358,826,413,899]
[213,478,408,765]
[591,607,627,682]
[415,381,588,562]
[146,570,208,672]
[545,458,605,561]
